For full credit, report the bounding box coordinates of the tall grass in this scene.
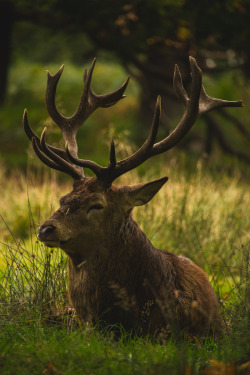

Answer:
[0,153,249,374]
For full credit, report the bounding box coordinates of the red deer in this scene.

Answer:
[23,57,242,337]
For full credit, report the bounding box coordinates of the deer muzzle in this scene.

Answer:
[37,223,72,248]
[38,225,56,242]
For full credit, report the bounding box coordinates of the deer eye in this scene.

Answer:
[87,204,104,213]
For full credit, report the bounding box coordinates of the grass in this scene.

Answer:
[0,155,249,374]
[0,324,226,374]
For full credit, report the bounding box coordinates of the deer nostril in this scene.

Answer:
[38,225,56,236]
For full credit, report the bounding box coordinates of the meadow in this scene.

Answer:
[0,60,249,374]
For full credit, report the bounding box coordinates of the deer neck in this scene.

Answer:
[118,215,155,256]
[67,215,171,327]
[68,215,156,277]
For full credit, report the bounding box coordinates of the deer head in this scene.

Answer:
[23,57,242,262]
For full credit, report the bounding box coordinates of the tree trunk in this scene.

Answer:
[131,47,191,133]
[0,1,13,105]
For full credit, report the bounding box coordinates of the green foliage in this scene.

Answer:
[11,0,250,61]
[11,22,93,65]
[0,324,226,374]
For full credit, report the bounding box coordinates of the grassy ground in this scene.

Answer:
[0,156,249,374]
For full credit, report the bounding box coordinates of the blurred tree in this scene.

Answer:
[2,0,250,161]
[0,1,13,104]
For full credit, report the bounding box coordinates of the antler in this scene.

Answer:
[66,57,243,185]
[23,58,129,180]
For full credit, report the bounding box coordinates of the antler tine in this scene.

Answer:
[23,109,71,160]
[152,56,202,154]
[23,109,40,143]
[83,61,130,109]
[109,139,117,168]
[65,142,106,180]
[39,128,84,180]
[173,64,189,105]
[89,76,130,108]
[46,64,66,127]
[73,58,97,125]
[113,95,161,171]
[32,137,69,174]
[198,85,243,115]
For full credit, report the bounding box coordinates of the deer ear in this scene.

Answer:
[126,177,168,209]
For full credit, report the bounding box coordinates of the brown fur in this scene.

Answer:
[38,177,223,337]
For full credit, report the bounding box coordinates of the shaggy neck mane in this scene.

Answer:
[118,216,155,255]
[67,214,171,310]
[69,215,157,273]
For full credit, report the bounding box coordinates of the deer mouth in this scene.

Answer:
[41,239,71,248]
[37,225,71,247]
